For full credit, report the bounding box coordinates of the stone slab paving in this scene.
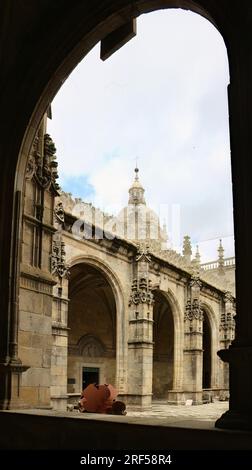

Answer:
[127,401,229,421]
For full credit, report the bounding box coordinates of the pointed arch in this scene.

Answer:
[201,301,219,390]
[67,254,127,393]
[152,287,184,395]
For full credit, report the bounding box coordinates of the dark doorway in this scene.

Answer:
[202,312,211,389]
[82,367,100,390]
[152,290,174,399]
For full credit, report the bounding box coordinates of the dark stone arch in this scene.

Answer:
[67,262,117,393]
[202,310,212,390]
[0,0,251,432]
[152,289,174,400]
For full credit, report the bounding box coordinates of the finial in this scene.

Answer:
[218,238,225,275]
[195,245,201,265]
[134,167,139,181]
[134,158,139,181]
[183,235,192,264]
[191,244,201,275]
[218,239,224,257]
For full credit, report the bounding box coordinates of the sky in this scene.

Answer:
[47,9,234,262]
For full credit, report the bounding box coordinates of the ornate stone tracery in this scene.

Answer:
[185,298,203,321]
[54,202,65,224]
[129,244,154,306]
[224,290,233,304]
[26,133,60,194]
[220,291,235,338]
[185,274,203,322]
[129,278,154,306]
[51,240,69,278]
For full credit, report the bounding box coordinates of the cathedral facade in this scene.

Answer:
[17,116,235,411]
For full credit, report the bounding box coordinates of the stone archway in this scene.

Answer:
[65,255,127,396]
[202,310,211,390]
[152,290,174,400]
[67,263,117,394]
[1,0,251,433]
[201,302,219,400]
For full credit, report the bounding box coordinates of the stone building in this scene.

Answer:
[1,0,252,443]
[18,115,236,411]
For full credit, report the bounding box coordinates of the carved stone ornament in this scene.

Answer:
[224,290,233,304]
[69,335,106,357]
[26,133,60,194]
[185,298,203,321]
[54,202,65,224]
[135,244,151,263]
[129,277,154,306]
[189,274,202,289]
[220,311,236,332]
[51,240,70,278]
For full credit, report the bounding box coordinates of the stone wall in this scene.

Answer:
[18,118,58,408]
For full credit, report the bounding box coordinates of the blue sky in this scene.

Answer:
[48,9,234,262]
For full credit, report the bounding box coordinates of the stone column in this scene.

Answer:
[0,191,29,409]
[183,275,203,404]
[215,33,252,430]
[51,282,69,411]
[126,246,154,409]
[50,203,69,411]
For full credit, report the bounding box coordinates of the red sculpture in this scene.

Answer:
[78,383,126,415]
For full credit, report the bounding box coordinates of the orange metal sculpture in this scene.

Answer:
[78,383,126,415]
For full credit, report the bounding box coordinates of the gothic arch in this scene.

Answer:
[78,335,106,357]
[10,1,227,398]
[67,254,127,393]
[153,288,184,392]
[201,301,219,389]
[0,0,252,435]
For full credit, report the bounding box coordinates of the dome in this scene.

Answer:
[113,167,168,251]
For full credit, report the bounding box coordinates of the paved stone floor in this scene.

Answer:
[126,401,229,424]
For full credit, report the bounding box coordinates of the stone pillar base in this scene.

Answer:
[51,395,68,411]
[0,361,29,410]
[202,388,229,403]
[120,394,152,410]
[167,390,185,405]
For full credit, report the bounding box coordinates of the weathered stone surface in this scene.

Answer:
[21,368,51,388]
[19,312,51,335]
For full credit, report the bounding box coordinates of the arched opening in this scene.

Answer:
[202,310,212,390]
[13,6,231,415]
[1,2,246,436]
[152,290,174,400]
[67,263,117,395]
